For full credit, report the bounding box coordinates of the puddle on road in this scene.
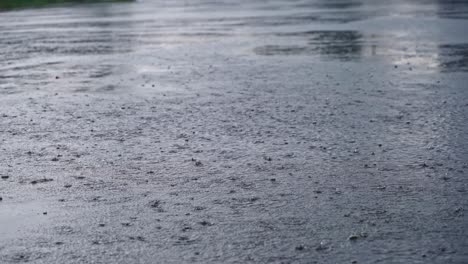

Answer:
[438,43,468,72]
[254,30,369,61]
[254,30,468,73]
[0,0,468,95]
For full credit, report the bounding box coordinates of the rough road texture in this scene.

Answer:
[0,0,467,263]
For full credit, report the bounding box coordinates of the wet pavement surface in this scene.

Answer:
[0,0,468,263]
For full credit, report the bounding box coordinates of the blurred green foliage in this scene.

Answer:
[0,0,132,10]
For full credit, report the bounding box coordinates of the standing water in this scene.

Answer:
[0,0,467,263]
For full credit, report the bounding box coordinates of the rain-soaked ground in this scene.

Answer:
[0,0,468,263]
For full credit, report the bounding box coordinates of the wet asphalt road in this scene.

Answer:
[0,0,468,263]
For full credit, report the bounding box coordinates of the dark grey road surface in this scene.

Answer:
[0,0,467,263]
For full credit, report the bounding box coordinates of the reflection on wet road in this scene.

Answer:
[0,0,468,94]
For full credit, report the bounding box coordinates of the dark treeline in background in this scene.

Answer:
[0,0,131,10]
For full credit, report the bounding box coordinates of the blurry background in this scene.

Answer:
[0,0,131,10]
[0,0,467,95]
